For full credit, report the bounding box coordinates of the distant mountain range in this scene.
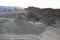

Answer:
[0,6,21,10]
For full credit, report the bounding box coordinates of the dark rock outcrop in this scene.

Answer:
[24,7,60,26]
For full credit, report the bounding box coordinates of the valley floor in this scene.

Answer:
[0,18,60,40]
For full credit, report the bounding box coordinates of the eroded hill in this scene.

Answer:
[24,7,60,26]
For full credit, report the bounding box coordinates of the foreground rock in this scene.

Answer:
[39,27,60,40]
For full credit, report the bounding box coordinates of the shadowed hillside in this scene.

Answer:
[24,7,60,26]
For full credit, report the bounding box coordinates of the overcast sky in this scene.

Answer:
[0,0,60,8]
